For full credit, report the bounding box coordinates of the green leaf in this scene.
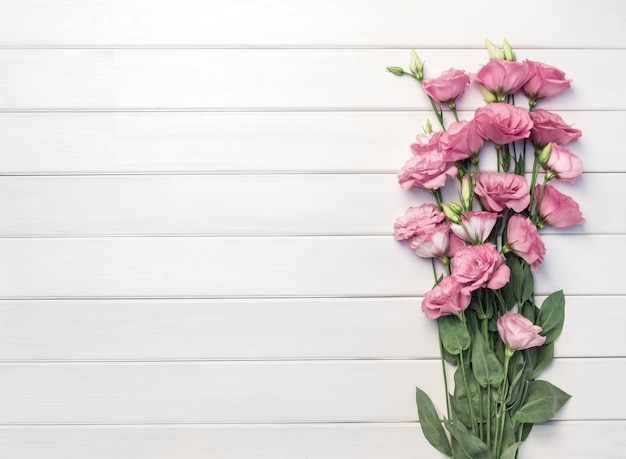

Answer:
[453,366,481,426]
[471,332,504,388]
[415,387,452,456]
[520,262,534,303]
[443,419,491,459]
[514,380,571,423]
[506,254,524,302]
[537,290,565,344]
[438,315,471,355]
[500,441,523,459]
[531,342,554,379]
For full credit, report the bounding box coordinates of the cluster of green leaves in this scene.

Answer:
[416,254,569,458]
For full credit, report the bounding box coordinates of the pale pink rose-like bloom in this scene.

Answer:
[440,119,485,161]
[473,59,532,97]
[398,145,457,190]
[506,214,546,273]
[523,60,571,102]
[535,184,585,228]
[421,275,472,320]
[497,311,546,351]
[393,204,445,241]
[410,224,450,258]
[411,131,443,156]
[543,143,583,183]
[529,109,582,147]
[474,103,534,145]
[474,172,530,212]
[451,243,511,293]
[451,211,500,244]
[422,68,470,104]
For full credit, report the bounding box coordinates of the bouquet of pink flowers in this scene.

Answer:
[387,40,584,458]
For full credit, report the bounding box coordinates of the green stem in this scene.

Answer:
[458,341,478,434]
[439,339,452,420]
[449,103,460,122]
[528,153,541,218]
[428,96,446,131]
[493,349,513,458]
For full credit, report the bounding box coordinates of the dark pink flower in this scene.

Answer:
[473,59,532,98]
[440,119,485,161]
[451,243,510,293]
[535,184,585,228]
[506,214,546,273]
[393,204,445,241]
[543,144,583,183]
[497,311,546,350]
[529,109,582,147]
[523,60,571,103]
[474,172,530,212]
[422,68,470,104]
[474,103,533,145]
[421,276,472,320]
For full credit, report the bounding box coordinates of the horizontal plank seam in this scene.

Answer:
[1,45,625,50]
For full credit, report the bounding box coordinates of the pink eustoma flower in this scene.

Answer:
[398,138,457,190]
[543,143,583,183]
[393,204,445,241]
[421,276,472,320]
[440,119,485,161]
[451,211,500,244]
[535,184,585,228]
[451,243,510,293]
[474,172,530,212]
[474,103,534,145]
[422,68,470,104]
[409,224,451,258]
[506,214,546,273]
[523,60,571,103]
[473,58,532,98]
[497,311,546,351]
[529,109,582,147]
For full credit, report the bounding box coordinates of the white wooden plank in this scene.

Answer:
[0,0,623,48]
[0,359,620,423]
[0,49,623,110]
[0,421,622,459]
[0,296,620,361]
[0,173,607,236]
[0,110,608,174]
[0,235,620,298]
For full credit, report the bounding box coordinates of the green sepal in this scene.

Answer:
[415,387,453,456]
[537,290,565,344]
[514,380,571,423]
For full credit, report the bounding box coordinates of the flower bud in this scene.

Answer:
[442,202,463,224]
[409,50,424,80]
[537,142,552,164]
[478,84,498,103]
[460,176,473,210]
[485,39,505,60]
[503,39,516,61]
[386,66,405,76]
[424,118,433,133]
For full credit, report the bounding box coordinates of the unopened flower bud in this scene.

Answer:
[386,66,405,76]
[485,39,505,60]
[460,176,473,210]
[503,39,516,61]
[478,84,498,103]
[424,119,433,133]
[409,50,424,80]
[537,142,552,164]
[442,202,463,224]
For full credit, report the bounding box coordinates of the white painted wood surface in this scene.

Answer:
[0,1,624,457]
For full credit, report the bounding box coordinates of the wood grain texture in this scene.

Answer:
[0,49,624,110]
[0,359,620,424]
[0,296,621,361]
[0,110,608,174]
[0,421,622,459]
[0,235,620,298]
[0,173,607,236]
[0,0,623,48]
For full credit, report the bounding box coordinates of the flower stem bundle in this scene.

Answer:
[387,39,583,458]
